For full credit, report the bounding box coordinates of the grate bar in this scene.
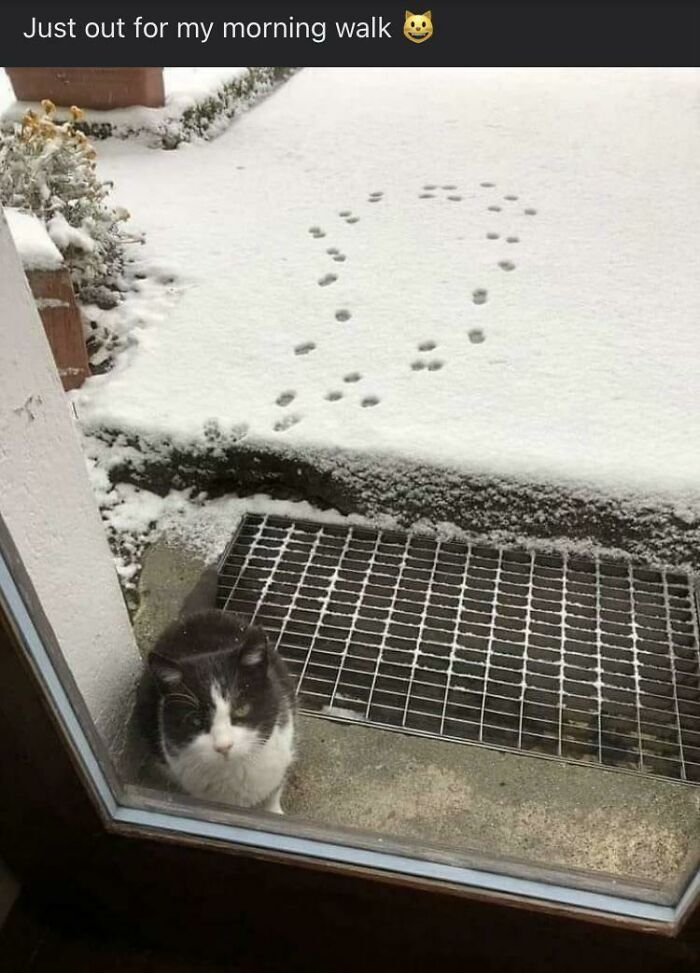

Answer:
[439,538,473,737]
[628,559,645,773]
[218,514,700,785]
[286,524,338,694]
[401,536,443,731]
[328,527,382,713]
[365,528,412,725]
[557,552,568,759]
[517,550,536,750]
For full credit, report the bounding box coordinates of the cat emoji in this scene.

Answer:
[404,10,433,43]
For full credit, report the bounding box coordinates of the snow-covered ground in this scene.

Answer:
[74,68,700,507]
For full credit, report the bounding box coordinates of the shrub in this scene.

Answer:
[0,100,136,306]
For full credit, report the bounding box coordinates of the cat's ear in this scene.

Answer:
[239,626,268,669]
[406,10,415,18]
[424,10,432,19]
[149,652,183,690]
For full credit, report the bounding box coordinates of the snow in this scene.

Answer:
[73,68,700,510]
[161,67,249,108]
[0,70,12,114]
[47,213,96,253]
[321,705,365,721]
[5,208,64,271]
[1,68,252,138]
[87,436,677,591]
[90,475,398,586]
[82,413,399,581]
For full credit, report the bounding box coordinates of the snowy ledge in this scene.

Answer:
[1,67,297,148]
[84,427,700,574]
[5,208,64,271]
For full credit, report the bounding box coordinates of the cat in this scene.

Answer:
[403,10,433,43]
[137,609,296,814]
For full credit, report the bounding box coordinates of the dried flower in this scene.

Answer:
[0,106,132,307]
[41,99,56,116]
[69,105,85,121]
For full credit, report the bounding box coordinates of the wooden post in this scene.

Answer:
[25,268,90,392]
[5,68,165,110]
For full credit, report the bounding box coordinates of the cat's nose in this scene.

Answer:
[214,741,233,754]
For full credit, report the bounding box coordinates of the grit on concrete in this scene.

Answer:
[132,536,700,897]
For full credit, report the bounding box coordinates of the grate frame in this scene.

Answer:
[217,513,700,785]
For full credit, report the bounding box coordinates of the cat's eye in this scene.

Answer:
[231,703,251,720]
[184,711,203,731]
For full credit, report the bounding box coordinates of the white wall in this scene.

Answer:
[0,209,141,757]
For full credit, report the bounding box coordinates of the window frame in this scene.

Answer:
[2,511,700,959]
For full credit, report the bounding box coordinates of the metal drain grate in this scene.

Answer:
[217,514,700,784]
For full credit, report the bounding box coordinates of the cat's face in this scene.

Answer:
[150,626,274,762]
[403,10,433,43]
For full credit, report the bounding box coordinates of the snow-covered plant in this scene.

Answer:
[0,100,135,306]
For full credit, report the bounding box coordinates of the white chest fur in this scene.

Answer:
[165,716,295,811]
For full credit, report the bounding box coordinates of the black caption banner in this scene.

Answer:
[1,1,698,66]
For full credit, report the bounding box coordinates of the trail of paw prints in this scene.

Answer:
[273,414,302,433]
[308,193,372,301]
[285,345,314,432]
[310,187,391,334]
[203,418,222,443]
[469,285,489,343]
[442,183,462,202]
[343,371,381,407]
[202,419,249,444]
[479,181,538,215]
[418,182,462,202]
[274,391,301,432]
[309,228,347,265]
[410,340,444,372]
[479,180,540,272]
[324,386,379,408]
[323,372,380,409]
